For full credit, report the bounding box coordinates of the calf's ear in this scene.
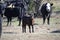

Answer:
[50,3,53,6]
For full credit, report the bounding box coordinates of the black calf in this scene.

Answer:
[4,8,20,26]
[40,3,53,24]
[22,15,34,33]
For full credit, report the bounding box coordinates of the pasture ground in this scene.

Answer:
[0,13,60,40]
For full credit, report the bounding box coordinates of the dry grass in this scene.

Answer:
[1,13,60,40]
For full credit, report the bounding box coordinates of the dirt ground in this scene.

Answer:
[0,13,60,40]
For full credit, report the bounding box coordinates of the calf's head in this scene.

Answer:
[46,3,53,12]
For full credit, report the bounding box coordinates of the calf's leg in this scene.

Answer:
[22,25,26,33]
[43,16,46,24]
[18,18,21,26]
[7,17,12,26]
[47,15,50,25]
[7,18,10,26]
[29,25,31,33]
[22,20,26,33]
[10,17,12,26]
[32,25,34,32]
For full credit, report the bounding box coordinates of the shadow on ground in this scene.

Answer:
[51,30,60,33]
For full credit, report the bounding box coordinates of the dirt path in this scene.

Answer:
[1,23,60,40]
[1,13,60,40]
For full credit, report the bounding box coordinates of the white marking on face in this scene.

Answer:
[46,3,51,12]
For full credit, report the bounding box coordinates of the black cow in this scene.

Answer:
[22,14,34,33]
[40,3,53,24]
[4,7,20,26]
[4,3,24,26]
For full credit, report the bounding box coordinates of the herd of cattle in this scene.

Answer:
[0,2,53,37]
